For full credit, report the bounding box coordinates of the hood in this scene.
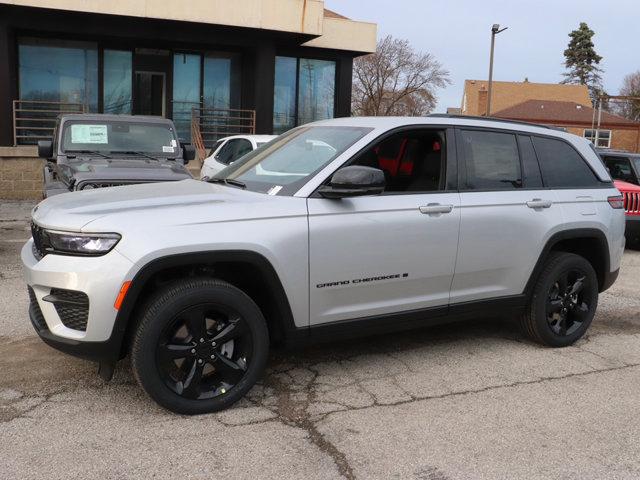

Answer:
[31,179,305,233]
[67,158,191,185]
[614,179,640,192]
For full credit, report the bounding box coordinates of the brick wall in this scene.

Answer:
[462,80,592,116]
[562,126,640,153]
[0,146,44,200]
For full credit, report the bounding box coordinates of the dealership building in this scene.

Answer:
[0,0,376,198]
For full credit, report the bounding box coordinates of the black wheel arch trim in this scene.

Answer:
[523,228,612,296]
[80,250,295,362]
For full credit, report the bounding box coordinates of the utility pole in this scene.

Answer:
[486,24,508,116]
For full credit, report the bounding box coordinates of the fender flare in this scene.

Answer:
[523,228,610,297]
[109,250,296,359]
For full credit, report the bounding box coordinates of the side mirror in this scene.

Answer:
[181,143,196,163]
[38,140,53,159]
[318,166,385,199]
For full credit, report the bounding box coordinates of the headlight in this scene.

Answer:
[44,230,121,256]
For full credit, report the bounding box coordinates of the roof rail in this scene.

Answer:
[427,113,554,130]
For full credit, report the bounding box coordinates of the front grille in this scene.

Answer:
[623,191,640,214]
[77,180,154,190]
[28,287,48,331]
[47,288,89,331]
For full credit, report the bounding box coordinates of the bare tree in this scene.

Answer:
[617,71,640,121]
[352,35,450,116]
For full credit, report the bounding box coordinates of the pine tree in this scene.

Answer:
[561,22,604,102]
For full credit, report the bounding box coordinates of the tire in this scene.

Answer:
[130,278,269,414]
[626,234,640,251]
[521,252,598,347]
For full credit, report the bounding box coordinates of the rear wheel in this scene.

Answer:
[131,278,269,414]
[521,252,598,347]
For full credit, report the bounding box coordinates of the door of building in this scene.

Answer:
[133,72,165,116]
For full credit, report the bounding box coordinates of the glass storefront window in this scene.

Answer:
[273,57,336,134]
[203,53,240,109]
[18,38,98,111]
[103,50,132,114]
[297,59,335,126]
[273,56,297,134]
[172,53,201,141]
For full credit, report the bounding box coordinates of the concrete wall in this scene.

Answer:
[0,0,376,54]
[0,146,43,200]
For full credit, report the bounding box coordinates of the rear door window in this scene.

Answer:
[532,136,601,188]
[460,130,522,190]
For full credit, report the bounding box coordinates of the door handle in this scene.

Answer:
[419,203,454,214]
[526,198,552,209]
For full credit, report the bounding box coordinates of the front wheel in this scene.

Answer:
[521,252,598,347]
[131,278,269,414]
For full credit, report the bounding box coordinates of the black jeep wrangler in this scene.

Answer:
[37,114,196,197]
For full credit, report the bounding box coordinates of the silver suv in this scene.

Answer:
[22,116,625,414]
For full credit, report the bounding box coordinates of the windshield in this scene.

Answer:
[61,120,179,156]
[213,126,372,195]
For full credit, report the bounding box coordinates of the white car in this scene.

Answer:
[200,135,276,179]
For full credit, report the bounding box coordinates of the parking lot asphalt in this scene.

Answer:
[2,200,640,480]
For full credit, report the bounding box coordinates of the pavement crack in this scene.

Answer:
[262,367,356,480]
[313,362,640,422]
[0,388,69,424]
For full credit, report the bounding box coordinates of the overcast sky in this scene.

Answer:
[325,0,640,112]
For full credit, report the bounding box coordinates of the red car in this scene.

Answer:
[614,180,640,247]
[598,150,640,247]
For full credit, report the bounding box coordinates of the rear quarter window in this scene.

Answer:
[532,136,601,188]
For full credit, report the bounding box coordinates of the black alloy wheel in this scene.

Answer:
[131,278,269,414]
[521,252,598,347]
[545,271,591,337]
[157,303,252,400]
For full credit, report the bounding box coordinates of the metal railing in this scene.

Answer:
[13,100,86,145]
[189,106,256,161]
[170,103,256,162]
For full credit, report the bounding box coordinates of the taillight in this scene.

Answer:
[608,195,624,209]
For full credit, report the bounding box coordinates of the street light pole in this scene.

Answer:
[486,23,508,116]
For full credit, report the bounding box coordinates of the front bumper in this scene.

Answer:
[29,291,123,361]
[22,240,136,360]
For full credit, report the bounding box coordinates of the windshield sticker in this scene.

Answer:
[162,146,175,153]
[267,185,283,195]
[71,124,108,144]
[170,139,177,147]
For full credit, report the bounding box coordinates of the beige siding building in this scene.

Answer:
[460,79,592,117]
